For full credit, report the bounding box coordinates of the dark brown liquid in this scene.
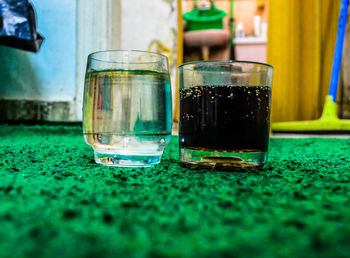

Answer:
[179,85,271,152]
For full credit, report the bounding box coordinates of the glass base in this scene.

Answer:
[180,148,268,171]
[94,150,162,167]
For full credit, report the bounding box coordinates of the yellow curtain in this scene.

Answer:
[268,0,341,122]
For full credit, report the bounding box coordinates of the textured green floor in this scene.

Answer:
[0,125,350,257]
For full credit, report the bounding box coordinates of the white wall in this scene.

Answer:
[120,0,178,112]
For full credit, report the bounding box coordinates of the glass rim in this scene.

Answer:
[88,49,168,64]
[178,60,273,70]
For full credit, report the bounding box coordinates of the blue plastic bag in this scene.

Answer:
[0,0,43,52]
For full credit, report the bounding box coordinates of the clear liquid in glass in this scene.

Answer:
[83,69,172,167]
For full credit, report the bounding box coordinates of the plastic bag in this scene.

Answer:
[0,0,44,52]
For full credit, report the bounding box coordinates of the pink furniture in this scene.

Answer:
[183,29,230,60]
[234,37,267,63]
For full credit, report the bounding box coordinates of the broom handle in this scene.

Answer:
[329,0,349,102]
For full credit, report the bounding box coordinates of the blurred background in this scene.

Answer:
[0,0,349,124]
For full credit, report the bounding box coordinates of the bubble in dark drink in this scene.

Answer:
[179,85,271,170]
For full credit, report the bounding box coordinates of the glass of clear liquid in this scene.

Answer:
[83,50,172,167]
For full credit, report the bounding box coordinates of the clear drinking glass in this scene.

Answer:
[178,61,273,171]
[83,50,172,167]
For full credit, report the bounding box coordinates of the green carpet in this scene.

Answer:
[0,125,350,257]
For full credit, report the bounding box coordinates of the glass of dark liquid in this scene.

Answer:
[178,61,273,171]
